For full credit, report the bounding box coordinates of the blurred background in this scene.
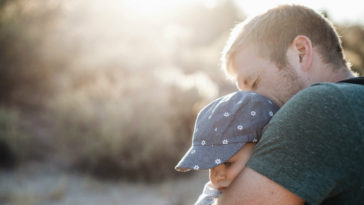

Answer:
[0,0,363,204]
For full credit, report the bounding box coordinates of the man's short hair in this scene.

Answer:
[221,4,348,78]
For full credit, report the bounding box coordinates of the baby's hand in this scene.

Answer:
[195,181,222,205]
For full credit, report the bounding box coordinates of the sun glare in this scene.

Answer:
[233,0,364,23]
[122,0,218,16]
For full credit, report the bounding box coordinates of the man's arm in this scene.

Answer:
[217,167,304,205]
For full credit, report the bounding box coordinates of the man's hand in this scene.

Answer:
[217,167,304,205]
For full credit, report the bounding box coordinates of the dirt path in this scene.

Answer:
[0,163,209,205]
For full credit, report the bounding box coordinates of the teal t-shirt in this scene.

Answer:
[247,82,364,205]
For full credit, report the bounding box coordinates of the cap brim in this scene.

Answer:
[175,142,246,172]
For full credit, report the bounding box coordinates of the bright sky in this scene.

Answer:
[233,0,364,24]
[67,0,364,24]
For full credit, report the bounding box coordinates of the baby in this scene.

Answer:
[175,91,279,205]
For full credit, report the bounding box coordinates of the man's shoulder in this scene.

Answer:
[310,80,364,94]
[284,80,364,110]
[261,79,364,145]
[249,79,364,204]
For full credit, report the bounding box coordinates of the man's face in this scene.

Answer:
[231,45,306,107]
[209,143,255,191]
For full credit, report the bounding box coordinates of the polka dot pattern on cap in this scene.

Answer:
[174,91,279,172]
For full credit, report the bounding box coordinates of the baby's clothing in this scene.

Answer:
[195,181,221,205]
[174,91,279,205]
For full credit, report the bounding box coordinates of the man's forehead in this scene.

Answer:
[231,46,260,67]
[231,51,261,79]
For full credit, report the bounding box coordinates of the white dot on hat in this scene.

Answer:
[201,140,206,145]
[222,139,228,144]
[269,111,274,116]
[214,128,218,132]
[193,165,199,170]
[215,159,221,165]
[224,112,230,117]
[250,111,256,116]
[237,125,243,130]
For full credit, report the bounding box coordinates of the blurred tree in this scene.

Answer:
[1,0,362,183]
[0,0,8,9]
[0,0,71,169]
[0,0,64,109]
[338,25,364,75]
[319,10,364,75]
[0,139,15,169]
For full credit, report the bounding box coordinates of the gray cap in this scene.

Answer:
[175,91,279,172]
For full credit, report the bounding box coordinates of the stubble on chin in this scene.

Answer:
[279,65,306,103]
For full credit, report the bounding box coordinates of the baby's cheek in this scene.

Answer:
[209,180,218,188]
[208,173,218,188]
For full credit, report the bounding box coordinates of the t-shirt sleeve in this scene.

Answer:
[246,83,362,205]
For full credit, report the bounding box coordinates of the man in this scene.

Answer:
[217,4,364,205]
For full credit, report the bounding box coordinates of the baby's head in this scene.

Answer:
[209,141,256,190]
[175,91,279,189]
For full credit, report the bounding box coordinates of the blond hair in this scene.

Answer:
[221,4,348,79]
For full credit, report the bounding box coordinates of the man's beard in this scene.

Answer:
[279,64,306,104]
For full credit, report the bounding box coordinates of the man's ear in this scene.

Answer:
[291,35,312,72]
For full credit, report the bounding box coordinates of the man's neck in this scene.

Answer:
[328,67,355,82]
[314,66,355,84]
